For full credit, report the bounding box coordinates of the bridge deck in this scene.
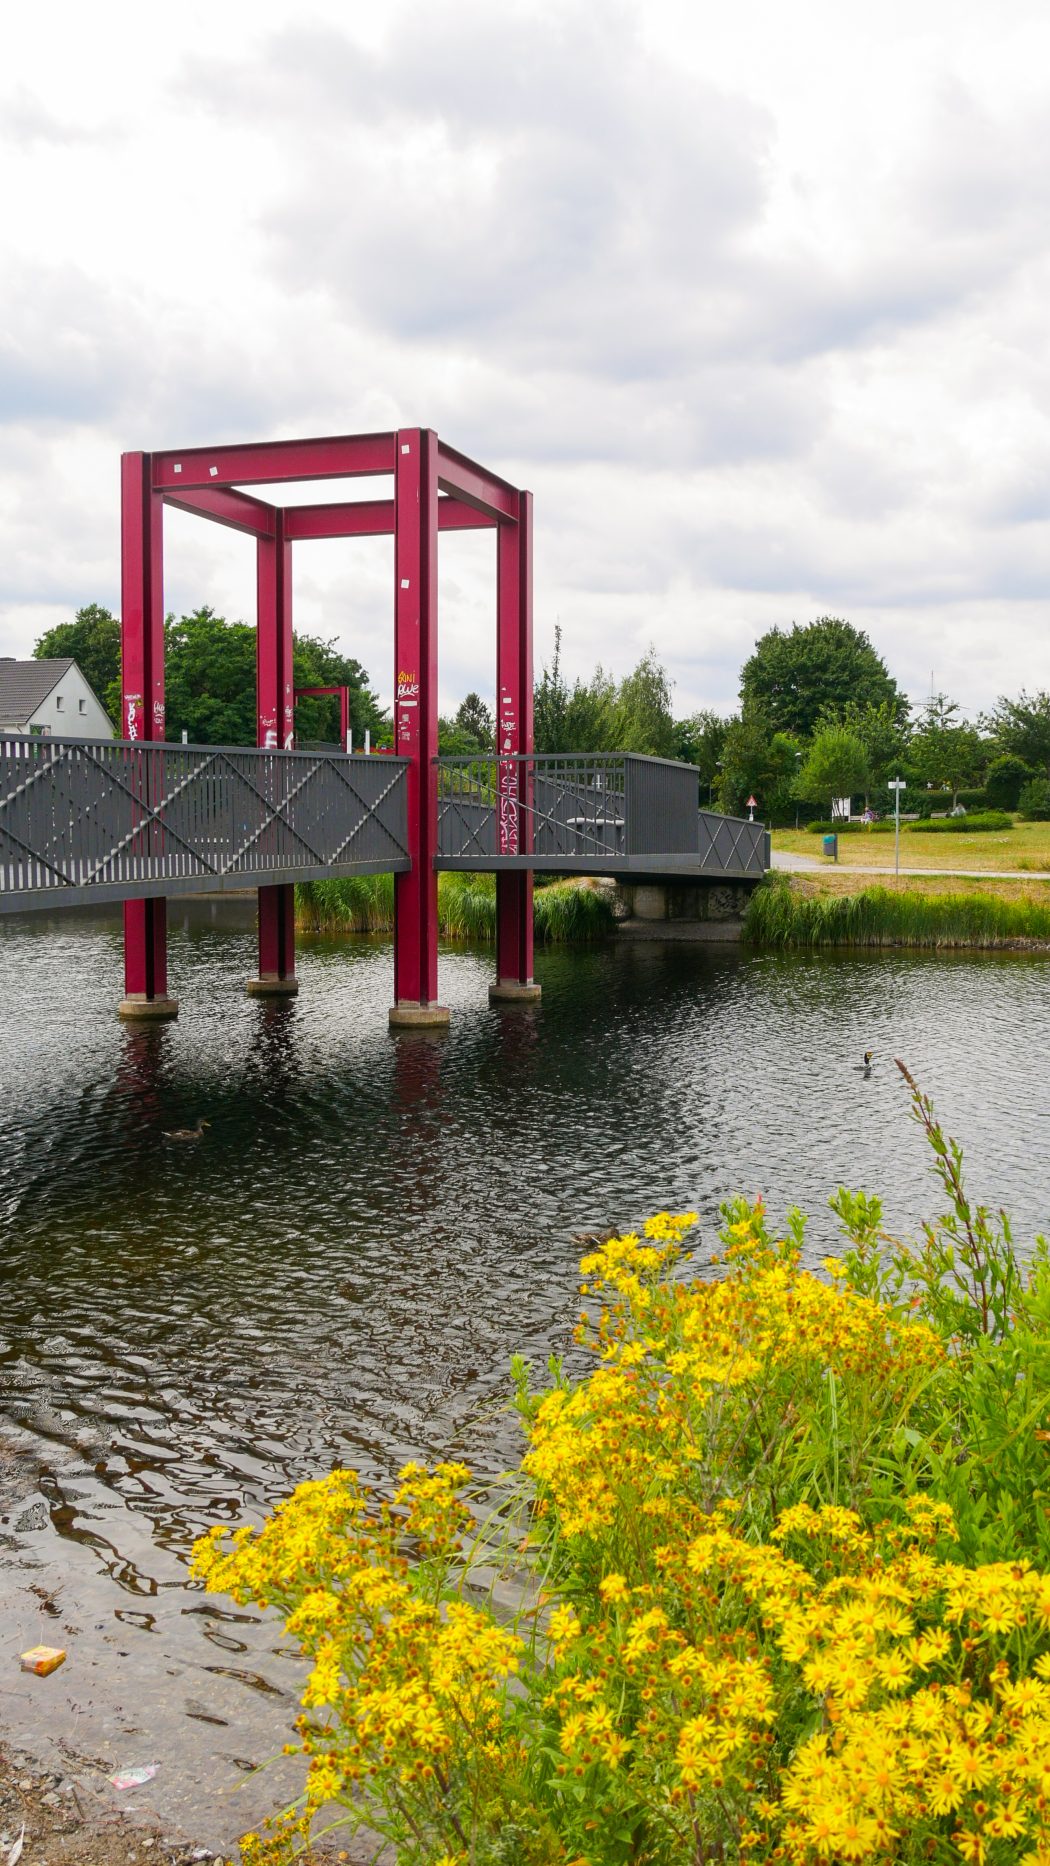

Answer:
[436,753,769,882]
[0,737,411,915]
[0,740,768,914]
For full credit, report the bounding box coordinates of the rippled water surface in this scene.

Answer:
[2,902,1049,1843]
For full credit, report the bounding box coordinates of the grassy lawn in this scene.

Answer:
[772,819,1050,874]
[784,869,1050,904]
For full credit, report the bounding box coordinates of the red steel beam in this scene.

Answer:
[436,441,519,523]
[121,451,171,1007]
[150,431,397,492]
[162,485,277,537]
[284,498,395,541]
[393,427,441,1010]
[282,495,497,541]
[495,489,535,988]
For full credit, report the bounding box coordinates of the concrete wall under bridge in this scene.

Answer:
[611,877,762,939]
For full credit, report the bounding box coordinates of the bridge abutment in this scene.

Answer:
[616,878,760,932]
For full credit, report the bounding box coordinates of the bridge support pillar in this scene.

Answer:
[490,873,540,1003]
[490,489,540,1005]
[248,884,299,996]
[249,515,299,999]
[119,453,177,1020]
[120,899,179,1020]
[390,428,448,1031]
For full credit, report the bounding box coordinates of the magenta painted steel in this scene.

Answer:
[163,484,277,537]
[121,452,169,1001]
[393,429,441,1008]
[282,496,496,542]
[258,879,295,980]
[436,441,519,522]
[256,509,296,982]
[495,490,535,985]
[124,427,532,1016]
[151,432,397,491]
[295,685,349,749]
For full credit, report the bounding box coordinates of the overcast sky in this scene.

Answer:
[1,0,1048,723]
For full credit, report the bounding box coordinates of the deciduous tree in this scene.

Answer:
[984,690,1050,780]
[796,725,871,819]
[740,617,902,739]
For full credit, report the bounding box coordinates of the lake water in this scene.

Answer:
[2,902,1049,1846]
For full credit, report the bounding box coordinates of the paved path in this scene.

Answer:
[770,849,1050,882]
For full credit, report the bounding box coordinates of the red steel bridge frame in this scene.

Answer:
[120,429,535,1028]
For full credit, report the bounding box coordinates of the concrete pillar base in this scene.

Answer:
[246,975,299,997]
[489,981,542,1005]
[389,1003,451,1030]
[118,995,179,1022]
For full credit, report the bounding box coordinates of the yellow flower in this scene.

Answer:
[598,1573,629,1603]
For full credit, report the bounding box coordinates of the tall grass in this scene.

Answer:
[296,873,614,944]
[744,874,1050,949]
[533,880,615,943]
[297,874,394,932]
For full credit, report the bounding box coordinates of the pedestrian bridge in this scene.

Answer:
[0,736,767,913]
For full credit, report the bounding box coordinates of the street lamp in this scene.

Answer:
[795,750,802,831]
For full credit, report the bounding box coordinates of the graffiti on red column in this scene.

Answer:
[498,691,518,855]
[397,669,419,751]
[124,695,142,741]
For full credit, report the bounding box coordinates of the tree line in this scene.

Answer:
[32,604,1050,821]
[34,603,387,748]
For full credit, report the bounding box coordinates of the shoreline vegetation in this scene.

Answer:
[299,870,1050,955]
[296,873,616,943]
[193,1071,1050,1865]
[744,873,1050,951]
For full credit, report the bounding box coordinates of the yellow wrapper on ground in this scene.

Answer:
[19,1645,66,1676]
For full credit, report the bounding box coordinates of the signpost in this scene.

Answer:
[889,778,907,880]
[746,794,757,823]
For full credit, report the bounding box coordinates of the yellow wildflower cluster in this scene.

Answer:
[536,1493,1050,1862]
[191,1462,521,1851]
[191,1198,1050,1866]
[526,1207,942,1554]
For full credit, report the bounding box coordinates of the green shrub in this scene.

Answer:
[804,818,892,835]
[952,787,990,811]
[906,811,1012,833]
[1018,777,1050,821]
[985,754,1037,810]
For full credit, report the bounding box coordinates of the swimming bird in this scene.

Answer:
[163,1118,211,1141]
[854,1050,875,1076]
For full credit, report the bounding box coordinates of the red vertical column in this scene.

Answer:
[492,489,540,1004]
[249,510,299,996]
[390,427,447,1028]
[119,452,178,1021]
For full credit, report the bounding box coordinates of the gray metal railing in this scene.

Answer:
[0,736,410,912]
[436,753,767,878]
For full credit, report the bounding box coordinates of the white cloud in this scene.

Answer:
[0,0,1048,722]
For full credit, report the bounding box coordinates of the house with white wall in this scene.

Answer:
[0,659,115,739]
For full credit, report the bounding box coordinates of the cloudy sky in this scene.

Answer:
[1,0,1048,723]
